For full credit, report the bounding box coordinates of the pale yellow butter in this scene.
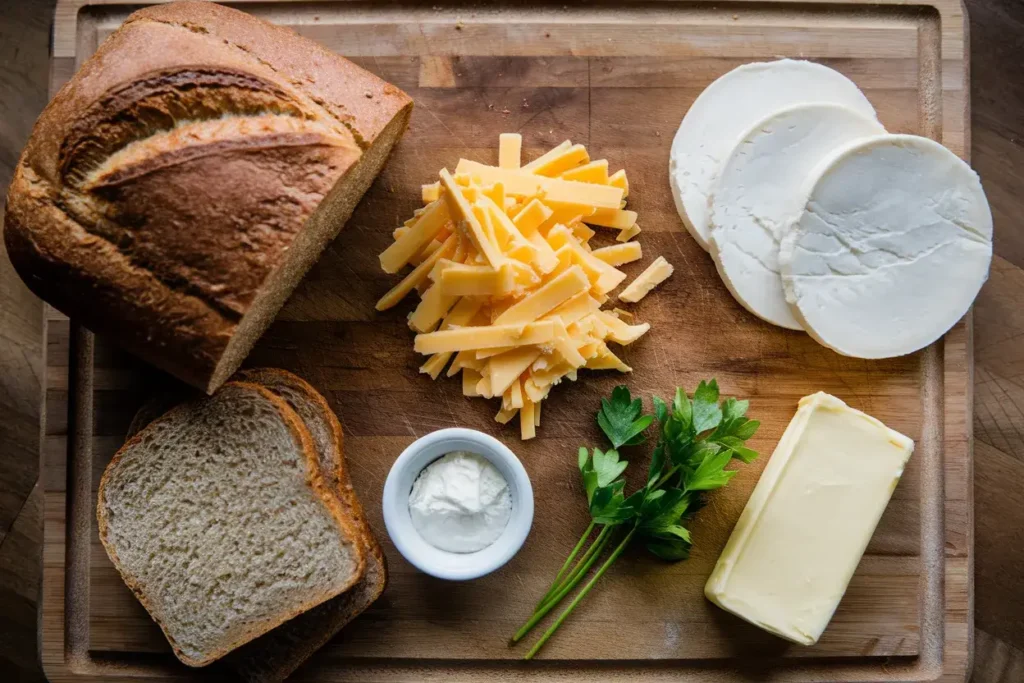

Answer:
[704,392,914,646]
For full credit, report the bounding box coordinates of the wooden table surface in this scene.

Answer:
[1,1,1021,680]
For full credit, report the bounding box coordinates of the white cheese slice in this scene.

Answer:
[780,134,993,358]
[705,392,914,646]
[708,104,885,330]
[669,59,877,250]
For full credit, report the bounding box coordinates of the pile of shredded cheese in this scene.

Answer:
[376,135,673,439]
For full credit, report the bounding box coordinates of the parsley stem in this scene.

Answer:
[524,527,638,660]
[512,526,613,643]
[536,525,611,612]
[654,463,682,490]
[537,521,594,608]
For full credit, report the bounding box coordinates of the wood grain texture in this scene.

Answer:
[29,1,971,682]
[967,3,1024,672]
[0,0,47,554]
[0,0,54,681]
[0,484,44,679]
[973,258,1024,648]
[969,0,1024,273]
[974,629,1024,683]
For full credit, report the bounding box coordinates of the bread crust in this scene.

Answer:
[126,2,409,147]
[5,1,412,393]
[97,381,366,667]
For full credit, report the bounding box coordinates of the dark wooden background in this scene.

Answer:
[1,1,1022,680]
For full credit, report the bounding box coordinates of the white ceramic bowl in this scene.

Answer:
[382,428,534,580]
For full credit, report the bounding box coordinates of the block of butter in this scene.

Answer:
[704,392,914,646]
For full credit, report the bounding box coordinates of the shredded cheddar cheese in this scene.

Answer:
[376,136,672,439]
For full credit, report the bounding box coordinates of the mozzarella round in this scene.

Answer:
[669,59,877,251]
[708,104,885,330]
[780,134,993,359]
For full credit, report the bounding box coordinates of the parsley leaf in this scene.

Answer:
[686,448,737,491]
[715,436,759,464]
[672,387,693,433]
[647,442,666,489]
[579,448,633,525]
[589,480,630,525]
[691,379,722,433]
[721,397,749,422]
[598,386,654,449]
[734,419,760,440]
[637,488,692,533]
[653,395,668,426]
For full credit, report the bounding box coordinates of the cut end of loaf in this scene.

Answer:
[207,107,412,393]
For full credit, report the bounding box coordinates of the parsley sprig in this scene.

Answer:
[597,386,654,449]
[510,380,760,659]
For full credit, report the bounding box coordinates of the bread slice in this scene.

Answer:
[97,382,365,667]
[123,369,388,680]
[4,1,412,393]
[228,369,387,682]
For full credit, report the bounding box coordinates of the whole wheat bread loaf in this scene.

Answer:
[97,382,365,667]
[4,1,412,393]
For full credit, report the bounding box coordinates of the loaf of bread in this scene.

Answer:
[4,1,412,392]
[98,381,366,667]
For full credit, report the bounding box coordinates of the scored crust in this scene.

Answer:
[97,381,366,667]
[125,2,408,146]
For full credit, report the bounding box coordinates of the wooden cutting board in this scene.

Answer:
[40,0,973,681]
